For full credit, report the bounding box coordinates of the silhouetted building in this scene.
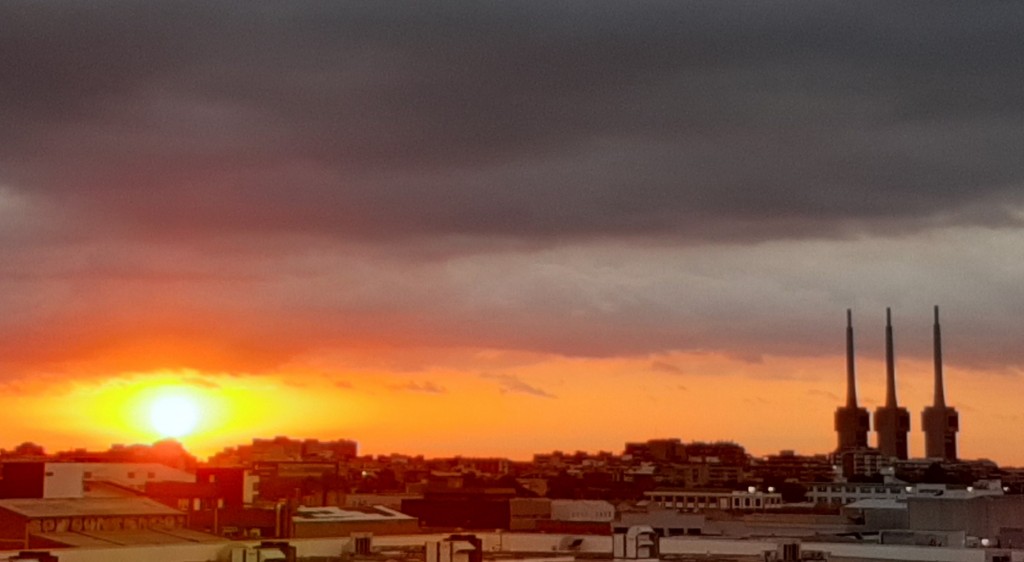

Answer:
[208,437,357,466]
[508,498,551,531]
[874,308,911,460]
[753,450,834,484]
[683,442,748,467]
[922,306,959,460]
[401,487,515,529]
[195,467,259,508]
[251,461,343,505]
[50,440,197,471]
[836,447,883,479]
[0,463,47,499]
[0,461,194,500]
[835,310,870,451]
[624,439,687,463]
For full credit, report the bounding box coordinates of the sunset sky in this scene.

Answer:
[3,2,1024,463]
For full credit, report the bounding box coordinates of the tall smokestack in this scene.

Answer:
[875,307,910,460]
[923,304,957,460]
[836,308,870,453]
[885,307,897,408]
[846,308,857,407]
[933,305,945,408]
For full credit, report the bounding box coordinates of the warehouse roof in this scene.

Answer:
[0,497,182,518]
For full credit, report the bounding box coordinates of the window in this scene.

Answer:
[127,472,136,478]
[148,472,156,479]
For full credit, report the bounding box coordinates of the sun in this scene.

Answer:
[149,393,201,438]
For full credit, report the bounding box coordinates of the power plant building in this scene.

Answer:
[873,308,911,460]
[834,309,870,452]
[922,306,959,460]
[834,306,961,462]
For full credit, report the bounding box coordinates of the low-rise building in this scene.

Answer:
[0,462,195,500]
[841,498,909,531]
[508,498,550,531]
[806,482,1002,507]
[290,505,418,538]
[550,499,614,522]
[806,482,908,506]
[616,508,706,537]
[644,489,782,512]
[402,488,516,529]
[907,494,1024,548]
[0,497,199,549]
[344,493,422,511]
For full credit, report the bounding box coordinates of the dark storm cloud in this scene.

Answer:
[2,1,1024,244]
[3,2,1024,376]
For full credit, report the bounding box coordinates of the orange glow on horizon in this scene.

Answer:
[0,351,1022,465]
[3,369,371,459]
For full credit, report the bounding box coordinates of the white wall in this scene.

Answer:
[41,462,193,499]
[550,500,615,522]
[80,463,195,490]
[42,463,85,499]
[243,472,259,505]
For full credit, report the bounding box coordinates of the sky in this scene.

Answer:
[2,2,1024,463]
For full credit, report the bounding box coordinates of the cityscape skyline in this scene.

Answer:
[3,2,1024,559]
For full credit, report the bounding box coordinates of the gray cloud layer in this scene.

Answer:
[1,2,1023,375]
[3,2,1023,244]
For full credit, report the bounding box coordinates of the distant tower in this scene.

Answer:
[874,308,911,460]
[835,309,870,451]
[922,306,959,460]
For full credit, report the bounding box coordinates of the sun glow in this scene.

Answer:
[149,393,201,438]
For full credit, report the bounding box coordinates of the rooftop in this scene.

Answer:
[32,527,222,547]
[292,505,415,523]
[843,498,907,510]
[0,497,182,518]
